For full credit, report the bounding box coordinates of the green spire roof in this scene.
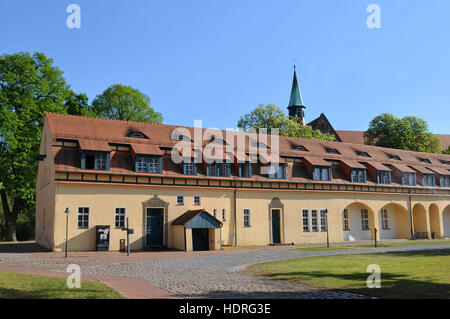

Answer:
[288,67,305,107]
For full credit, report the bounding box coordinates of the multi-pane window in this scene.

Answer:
[351,169,367,183]
[440,175,450,188]
[269,164,286,179]
[176,195,184,205]
[402,172,417,186]
[222,209,226,222]
[239,163,252,178]
[320,209,328,232]
[377,171,392,184]
[194,196,201,205]
[77,207,89,228]
[213,209,217,218]
[422,174,435,187]
[183,161,197,175]
[312,166,331,181]
[380,209,389,230]
[83,152,109,170]
[136,156,162,173]
[342,209,350,231]
[207,163,230,177]
[243,209,251,227]
[302,210,309,232]
[361,209,369,231]
[115,208,126,228]
[311,210,318,232]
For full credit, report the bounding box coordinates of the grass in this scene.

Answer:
[347,240,450,249]
[0,272,123,299]
[249,249,450,299]
[290,246,349,252]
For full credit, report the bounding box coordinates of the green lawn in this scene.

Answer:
[347,240,450,249]
[290,246,349,252]
[0,272,123,299]
[249,249,450,298]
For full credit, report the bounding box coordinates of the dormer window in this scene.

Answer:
[442,160,450,166]
[129,132,147,139]
[294,145,308,151]
[388,154,401,160]
[81,151,110,171]
[351,169,367,183]
[312,166,332,181]
[377,171,392,184]
[402,172,417,186]
[357,151,370,157]
[326,148,340,154]
[422,174,435,187]
[420,158,431,164]
[268,164,286,179]
[135,156,162,174]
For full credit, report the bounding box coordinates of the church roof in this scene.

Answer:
[288,67,305,108]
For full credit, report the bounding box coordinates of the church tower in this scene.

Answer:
[287,66,306,126]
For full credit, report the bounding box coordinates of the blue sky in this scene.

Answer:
[1,0,449,133]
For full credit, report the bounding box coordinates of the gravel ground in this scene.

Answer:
[74,244,450,299]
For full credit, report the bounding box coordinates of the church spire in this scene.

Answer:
[287,65,306,125]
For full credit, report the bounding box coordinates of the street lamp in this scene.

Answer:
[326,209,330,247]
[64,207,70,258]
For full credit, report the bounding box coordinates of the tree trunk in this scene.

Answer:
[0,189,18,242]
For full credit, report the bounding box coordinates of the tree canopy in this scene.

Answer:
[0,52,70,240]
[92,84,163,123]
[237,104,335,141]
[364,113,442,153]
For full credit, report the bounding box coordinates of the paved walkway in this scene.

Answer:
[1,241,449,299]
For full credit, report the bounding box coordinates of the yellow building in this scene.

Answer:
[35,112,450,252]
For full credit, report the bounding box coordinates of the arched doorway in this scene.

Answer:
[378,203,409,239]
[412,203,428,239]
[443,205,450,238]
[342,202,374,241]
[429,204,441,239]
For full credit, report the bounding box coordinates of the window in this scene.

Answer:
[222,209,226,222]
[136,156,162,173]
[193,196,201,205]
[420,158,431,164]
[295,145,308,151]
[422,174,435,187]
[269,164,286,179]
[351,169,367,183]
[302,210,309,232]
[388,154,401,160]
[320,209,328,232]
[176,195,184,205]
[239,163,252,178]
[440,175,450,188]
[312,166,331,181]
[357,151,370,157]
[361,209,369,231]
[77,207,89,229]
[83,152,109,170]
[311,210,318,232]
[243,209,251,227]
[115,208,126,228]
[342,209,350,231]
[206,163,230,177]
[380,209,389,230]
[441,160,450,166]
[402,172,417,186]
[213,208,217,218]
[377,171,392,184]
[183,161,196,175]
[129,132,146,138]
[326,148,340,154]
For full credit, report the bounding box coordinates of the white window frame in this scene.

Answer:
[193,196,201,206]
[114,207,126,229]
[380,209,389,230]
[222,208,226,222]
[311,210,318,232]
[213,208,217,218]
[342,209,350,231]
[77,206,90,229]
[320,209,328,232]
[243,209,251,227]
[176,195,184,206]
[302,209,310,232]
[361,209,369,231]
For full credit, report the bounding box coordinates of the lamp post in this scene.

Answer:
[326,209,330,247]
[64,208,70,258]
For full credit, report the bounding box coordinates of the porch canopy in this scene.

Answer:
[171,209,222,228]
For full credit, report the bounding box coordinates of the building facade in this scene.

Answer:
[35,112,450,252]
